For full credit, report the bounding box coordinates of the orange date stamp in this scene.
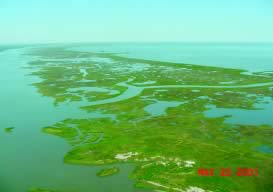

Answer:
[198,168,258,177]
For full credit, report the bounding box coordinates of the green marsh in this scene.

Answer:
[26,47,273,192]
[1,45,272,192]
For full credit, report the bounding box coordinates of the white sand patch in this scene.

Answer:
[184,160,196,167]
[157,161,168,166]
[186,186,206,192]
[115,152,138,160]
[146,181,172,190]
[147,181,209,192]
[80,68,88,77]
[147,181,184,192]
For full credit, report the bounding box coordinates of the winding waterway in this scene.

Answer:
[81,80,273,107]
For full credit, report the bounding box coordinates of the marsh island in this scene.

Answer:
[19,46,273,192]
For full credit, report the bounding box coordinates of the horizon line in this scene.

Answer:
[1,41,273,46]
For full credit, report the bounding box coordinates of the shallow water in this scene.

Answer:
[71,42,273,72]
[0,49,142,192]
[257,145,273,154]
[144,100,184,117]
[205,97,273,126]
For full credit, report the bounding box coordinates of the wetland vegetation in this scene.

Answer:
[96,167,120,177]
[21,46,273,192]
[4,126,14,133]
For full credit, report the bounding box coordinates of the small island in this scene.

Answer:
[96,167,120,177]
[4,127,14,133]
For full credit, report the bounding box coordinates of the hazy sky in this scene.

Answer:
[1,0,273,43]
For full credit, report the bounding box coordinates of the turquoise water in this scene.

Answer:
[0,48,143,192]
[71,42,273,72]
[205,97,273,126]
